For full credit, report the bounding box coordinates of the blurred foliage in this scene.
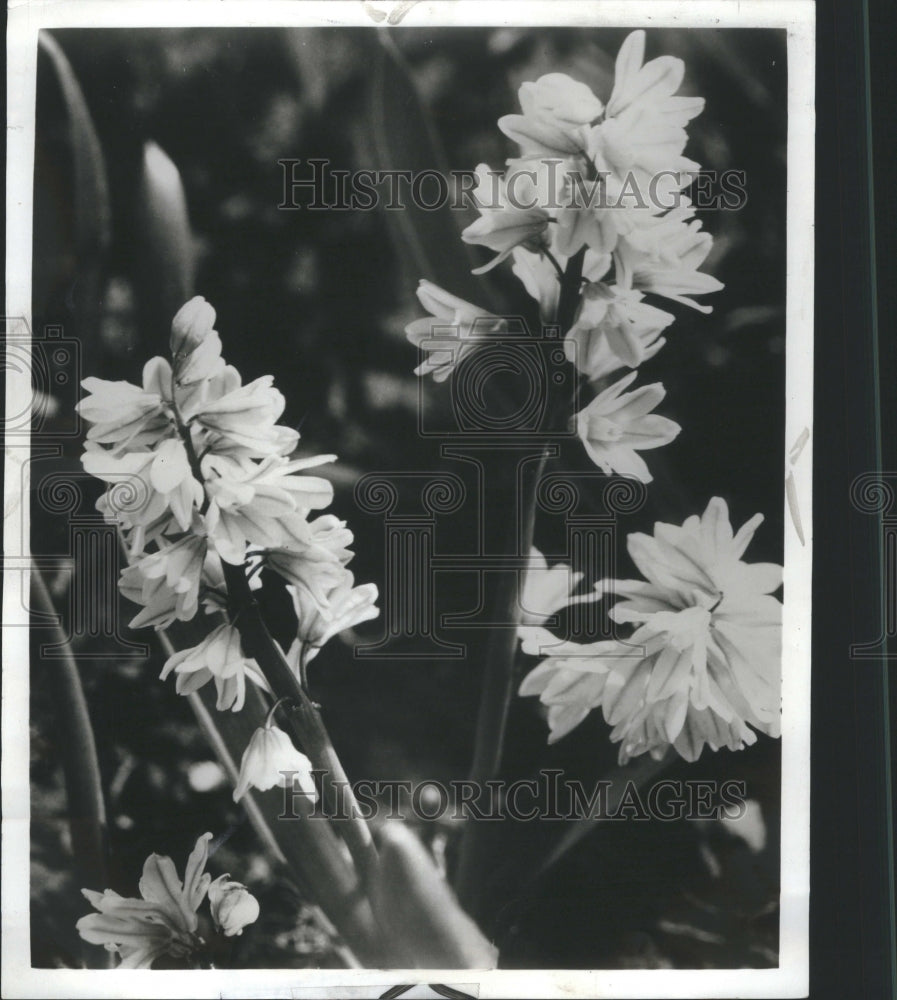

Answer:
[31,26,786,969]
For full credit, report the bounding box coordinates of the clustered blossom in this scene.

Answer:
[519,499,782,764]
[78,297,379,792]
[76,833,259,967]
[78,296,377,647]
[406,30,721,485]
[78,298,333,623]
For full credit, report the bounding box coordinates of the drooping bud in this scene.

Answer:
[233,724,318,802]
[208,875,260,937]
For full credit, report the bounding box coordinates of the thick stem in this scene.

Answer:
[220,562,381,896]
[177,656,365,967]
[452,447,549,912]
[557,246,587,334]
[453,246,587,915]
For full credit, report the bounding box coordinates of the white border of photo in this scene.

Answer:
[3,2,813,997]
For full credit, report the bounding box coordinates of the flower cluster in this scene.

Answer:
[78,297,379,789]
[406,30,722,485]
[519,499,782,764]
[79,298,335,620]
[76,832,259,968]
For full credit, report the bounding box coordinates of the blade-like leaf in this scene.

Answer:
[38,33,112,267]
[36,33,112,356]
[134,142,197,347]
[373,821,499,969]
[365,32,484,303]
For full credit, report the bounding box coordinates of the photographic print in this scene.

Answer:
[3,2,814,997]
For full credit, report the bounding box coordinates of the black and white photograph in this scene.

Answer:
[4,2,815,997]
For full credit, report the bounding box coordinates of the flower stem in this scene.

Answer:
[264,696,291,729]
[171,642,369,967]
[453,245,587,917]
[452,446,549,914]
[543,248,566,281]
[220,562,381,895]
[557,246,586,331]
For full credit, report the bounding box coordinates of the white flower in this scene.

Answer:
[121,544,240,628]
[187,367,299,458]
[233,724,318,802]
[554,183,626,258]
[170,296,217,360]
[264,519,354,612]
[285,574,379,664]
[461,163,550,273]
[520,498,782,763]
[169,296,227,415]
[613,205,724,313]
[519,638,622,744]
[517,547,602,650]
[406,280,506,382]
[590,30,704,190]
[499,73,601,157]
[564,281,673,379]
[82,440,203,534]
[77,357,173,454]
[208,876,260,937]
[202,452,336,563]
[574,371,680,483]
[160,623,266,712]
[122,534,208,628]
[76,833,212,969]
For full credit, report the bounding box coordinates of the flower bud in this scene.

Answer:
[170,296,216,358]
[208,875,260,937]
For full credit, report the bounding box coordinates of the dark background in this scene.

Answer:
[29,24,791,972]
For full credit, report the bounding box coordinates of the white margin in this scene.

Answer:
[3,2,815,998]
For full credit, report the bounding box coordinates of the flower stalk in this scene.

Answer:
[158,625,380,965]
[453,248,586,915]
[160,351,381,896]
[219,561,381,895]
